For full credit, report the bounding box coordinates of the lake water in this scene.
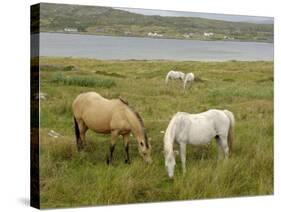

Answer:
[33,32,273,61]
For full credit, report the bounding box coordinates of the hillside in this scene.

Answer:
[33,3,273,42]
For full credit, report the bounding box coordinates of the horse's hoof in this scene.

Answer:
[77,144,84,152]
[125,159,131,164]
[106,157,113,165]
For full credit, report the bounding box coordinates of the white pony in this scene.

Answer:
[165,70,185,84]
[164,109,235,178]
[183,72,194,90]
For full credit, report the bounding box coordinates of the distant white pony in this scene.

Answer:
[164,109,235,178]
[165,70,185,84]
[165,71,195,90]
[183,72,194,90]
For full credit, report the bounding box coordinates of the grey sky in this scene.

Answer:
[116,7,273,24]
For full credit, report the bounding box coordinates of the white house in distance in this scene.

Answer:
[183,33,193,38]
[224,35,234,40]
[64,27,78,32]
[204,32,214,37]
[148,32,163,37]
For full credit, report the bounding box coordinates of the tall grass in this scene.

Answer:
[51,72,116,88]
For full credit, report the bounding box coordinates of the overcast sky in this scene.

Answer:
[116,7,273,24]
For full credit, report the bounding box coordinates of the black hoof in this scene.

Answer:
[106,156,112,165]
[125,159,131,164]
[77,143,84,152]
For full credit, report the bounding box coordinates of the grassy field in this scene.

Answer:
[38,57,273,208]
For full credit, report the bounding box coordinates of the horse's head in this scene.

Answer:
[137,135,152,164]
[164,151,177,178]
[131,110,152,164]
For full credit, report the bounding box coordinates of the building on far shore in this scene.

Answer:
[224,35,235,40]
[148,32,163,37]
[204,32,214,37]
[64,27,78,32]
[183,33,193,38]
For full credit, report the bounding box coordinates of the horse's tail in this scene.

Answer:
[73,117,80,146]
[223,110,235,156]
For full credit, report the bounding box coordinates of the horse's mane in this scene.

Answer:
[118,96,129,105]
[118,96,149,148]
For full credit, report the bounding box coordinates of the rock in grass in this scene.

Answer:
[48,130,61,138]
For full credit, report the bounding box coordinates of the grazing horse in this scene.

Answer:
[164,109,235,178]
[72,92,152,164]
[183,72,194,90]
[165,70,185,84]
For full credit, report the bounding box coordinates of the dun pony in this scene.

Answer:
[72,92,152,164]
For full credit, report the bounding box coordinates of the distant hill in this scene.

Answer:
[117,8,273,24]
[32,3,273,43]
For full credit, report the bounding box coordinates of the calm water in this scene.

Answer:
[33,32,273,61]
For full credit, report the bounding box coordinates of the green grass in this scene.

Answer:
[38,57,273,208]
[51,72,116,88]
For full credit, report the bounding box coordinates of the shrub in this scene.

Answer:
[95,70,126,78]
[41,64,78,72]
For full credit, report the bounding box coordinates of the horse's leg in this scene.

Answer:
[183,80,186,91]
[186,81,192,90]
[74,118,86,151]
[123,133,130,164]
[216,135,229,159]
[74,117,81,151]
[222,137,230,159]
[188,81,192,90]
[78,120,88,150]
[107,130,118,165]
[215,136,224,160]
[180,143,186,174]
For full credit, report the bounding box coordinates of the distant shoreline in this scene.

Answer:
[35,56,273,63]
[35,31,274,44]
